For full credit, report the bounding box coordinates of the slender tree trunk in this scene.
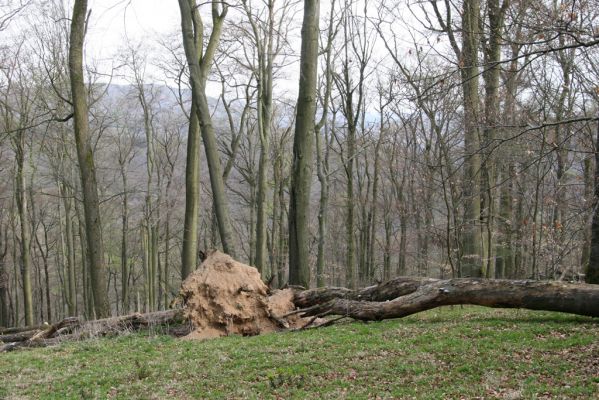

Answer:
[68,0,110,318]
[460,0,483,278]
[270,144,282,288]
[586,117,599,284]
[315,124,330,287]
[383,207,392,281]
[368,138,381,282]
[11,221,19,325]
[76,210,93,319]
[254,0,274,277]
[181,73,201,278]
[164,211,170,308]
[60,184,77,316]
[151,225,159,310]
[14,136,33,326]
[481,0,508,278]
[288,0,320,288]
[392,168,408,276]
[513,178,525,277]
[35,224,52,323]
[314,1,336,287]
[344,127,356,287]
[119,168,129,314]
[256,134,269,275]
[138,87,157,311]
[277,158,287,286]
[0,223,9,327]
[552,39,574,240]
[141,226,149,313]
[497,41,521,279]
[580,156,592,275]
[178,0,237,257]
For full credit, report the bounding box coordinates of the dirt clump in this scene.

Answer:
[179,250,304,340]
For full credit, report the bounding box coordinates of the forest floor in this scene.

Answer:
[0,306,597,399]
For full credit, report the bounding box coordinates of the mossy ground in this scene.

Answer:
[1,306,597,399]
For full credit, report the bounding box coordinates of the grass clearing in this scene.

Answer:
[0,306,597,399]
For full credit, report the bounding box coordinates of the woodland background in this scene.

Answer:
[0,0,598,327]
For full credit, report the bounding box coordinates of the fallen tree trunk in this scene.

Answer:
[0,309,187,352]
[0,330,40,343]
[294,279,599,320]
[0,324,48,335]
[78,309,185,337]
[294,277,438,307]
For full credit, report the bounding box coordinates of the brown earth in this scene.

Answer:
[179,250,305,340]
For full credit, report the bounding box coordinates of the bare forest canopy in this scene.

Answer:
[0,0,599,328]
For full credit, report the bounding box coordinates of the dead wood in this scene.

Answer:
[76,309,185,337]
[0,324,47,335]
[0,330,39,343]
[295,279,599,321]
[0,334,79,352]
[29,317,80,341]
[293,277,438,307]
[0,309,186,352]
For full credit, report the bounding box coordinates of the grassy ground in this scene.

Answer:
[0,306,597,399]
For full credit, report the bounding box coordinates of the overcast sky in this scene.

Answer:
[86,1,180,62]
[82,0,302,96]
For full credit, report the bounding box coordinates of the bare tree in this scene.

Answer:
[68,0,110,318]
[178,0,237,258]
[288,0,320,288]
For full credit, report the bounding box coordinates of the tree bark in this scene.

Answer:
[68,0,110,318]
[14,132,33,326]
[587,117,599,284]
[182,99,201,280]
[0,222,9,327]
[181,17,203,280]
[288,0,320,288]
[314,1,337,286]
[481,0,508,278]
[460,0,483,278]
[294,278,599,320]
[294,276,438,307]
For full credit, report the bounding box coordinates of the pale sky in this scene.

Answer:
[83,0,301,95]
[85,0,180,64]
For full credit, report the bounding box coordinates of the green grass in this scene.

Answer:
[1,306,597,399]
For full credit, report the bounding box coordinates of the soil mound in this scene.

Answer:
[179,250,303,339]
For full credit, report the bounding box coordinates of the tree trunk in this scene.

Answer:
[252,0,274,277]
[313,1,336,288]
[14,134,33,326]
[277,157,287,286]
[119,167,129,314]
[295,278,599,320]
[315,124,330,288]
[68,0,110,318]
[0,310,187,352]
[288,0,320,288]
[0,222,9,327]
[270,147,282,288]
[481,0,507,279]
[587,117,599,284]
[60,184,77,316]
[581,156,592,275]
[178,0,237,258]
[181,64,201,279]
[460,0,483,278]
